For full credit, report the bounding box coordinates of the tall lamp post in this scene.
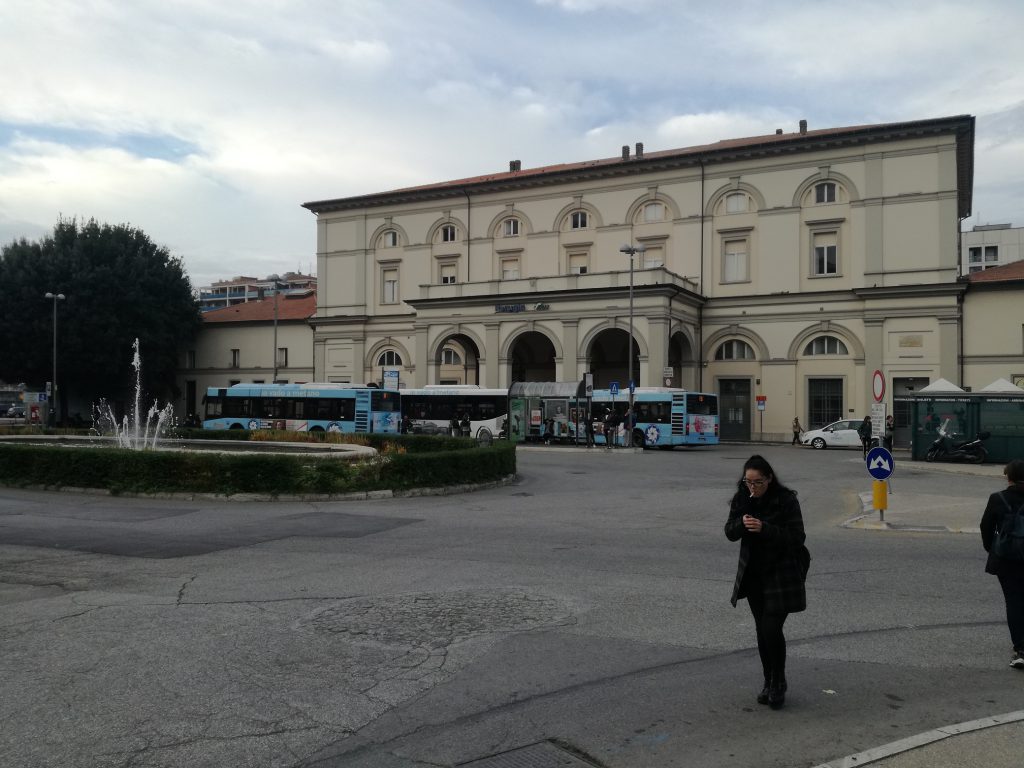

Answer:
[44,292,65,427]
[269,276,287,383]
[618,244,645,444]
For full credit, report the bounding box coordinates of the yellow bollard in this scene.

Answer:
[873,479,888,522]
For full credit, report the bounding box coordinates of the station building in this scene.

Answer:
[298,115,977,441]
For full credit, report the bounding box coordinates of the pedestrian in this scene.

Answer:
[980,459,1024,669]
[725,455,808,710]
[449,415,459,437]
[603,410,617,449]
[460,412,471,437]
[882,415,895,451]
[791,417,803,446]
[585,410,595,448]
[400,414,412,435]
[857,415,873,458]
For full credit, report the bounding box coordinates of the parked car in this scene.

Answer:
[801,419,864,449]
[6,405,26,418]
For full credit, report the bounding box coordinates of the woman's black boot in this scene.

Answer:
[768,675,786,710]
[757,679,770,705]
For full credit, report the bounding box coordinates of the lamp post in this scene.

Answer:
[618,244,645,445]
[268,276,286,383]
[44,292,65,427]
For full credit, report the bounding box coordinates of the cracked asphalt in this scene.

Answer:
[1,444,1018,767]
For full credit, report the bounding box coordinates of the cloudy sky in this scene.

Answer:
[2,0,1022,289]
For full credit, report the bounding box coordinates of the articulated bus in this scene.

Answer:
[202,383,401,434]
[400,386,508,439]
[508,383,718,448]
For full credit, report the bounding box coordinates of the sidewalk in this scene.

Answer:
[844,456,1004,534]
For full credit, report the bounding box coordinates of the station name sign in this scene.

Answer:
[495,302,550,313]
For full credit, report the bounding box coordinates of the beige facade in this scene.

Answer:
[301,116,978,440]
[962,264,1024,391]
[961,223,1024,276]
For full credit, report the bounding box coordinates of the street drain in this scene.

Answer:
[456,740,602,767]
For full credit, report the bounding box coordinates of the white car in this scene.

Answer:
[801,419,864,449]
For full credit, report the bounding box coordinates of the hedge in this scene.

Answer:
[0,438,516,497]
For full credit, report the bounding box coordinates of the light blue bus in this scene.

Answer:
[202,383,400,434]
[507,383,718,448]
[588,387,719,448]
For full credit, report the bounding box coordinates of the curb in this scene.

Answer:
[0,474,517,503]
[840,492,981,534]
[811,710,1024,768]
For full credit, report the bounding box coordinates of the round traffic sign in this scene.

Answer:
[872,370,885,402]
[866,446,895,480]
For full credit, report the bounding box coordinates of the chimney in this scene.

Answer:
[799,119,807,135]
[775,128,783,135]
[622,145,630,161]
[635,142,644,159]
[509,160,521,172]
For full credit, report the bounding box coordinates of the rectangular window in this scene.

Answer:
[382,268,399,303]
[382,230,397,247]
[726,193,747,214]
[187,350,196,369]
[968,246,982,263]
[568,253,588,275]
[722,239,748,282]
[815,182,836,203]
[230,349,240,368]
[984,245,999,262]
[504,218,519,237]
[643,202,664,222]
[813,232,838,275]
[808,378,843,428]
[276,348,288,368]
[440,263,457,284]
[501,257,520,280]
[571,211,588,229]
[642,246,664,268]
[441,225,456,242]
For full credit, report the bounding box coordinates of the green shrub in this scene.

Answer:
[0,438,514,497]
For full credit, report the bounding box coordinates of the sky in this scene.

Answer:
[1,0,1022,290]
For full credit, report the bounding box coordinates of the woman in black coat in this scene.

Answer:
[725,455,807,709]
[979,459,1024,669]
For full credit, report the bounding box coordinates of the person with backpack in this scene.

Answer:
[857,415,873,458]
[725,455,809,710]
[980,459,1024,669]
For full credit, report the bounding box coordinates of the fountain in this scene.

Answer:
[92,338,175,449]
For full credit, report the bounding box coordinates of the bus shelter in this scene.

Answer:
[508,381,589,443]
[909,391,1024,463]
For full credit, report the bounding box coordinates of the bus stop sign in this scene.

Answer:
[866,447,895,480]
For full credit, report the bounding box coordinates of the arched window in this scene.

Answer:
[725,192,748,214]
[442,348,461,365]
[641,202,664,223]
[502,218,520,237]
[803,335,848,355]
[377,350,402,366]
[439,224,457,243]
[379,230,398,248]
[569,210,589,229]
[715,340,755,360]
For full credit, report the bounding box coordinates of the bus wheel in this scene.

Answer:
[310,426,325,433]
[476,428,492,447]
[229,424,244,430]
[632,429,645,448]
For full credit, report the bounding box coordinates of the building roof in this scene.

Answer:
[202,291,317,323]
[303,115,975,219]
[965,260,1024,284]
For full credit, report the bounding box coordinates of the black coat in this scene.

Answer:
[980,485,1024,576]
[725,487,807,614]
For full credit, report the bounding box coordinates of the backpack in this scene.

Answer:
[992,493,1024,562]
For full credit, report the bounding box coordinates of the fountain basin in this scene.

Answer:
[0,434,375,459]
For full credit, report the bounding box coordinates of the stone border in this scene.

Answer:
[811,710,1024,768]
[1,474,517,502]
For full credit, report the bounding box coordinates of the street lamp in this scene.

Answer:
[44,292,65,427]
[268,275,287,383]
[619,243,645,444]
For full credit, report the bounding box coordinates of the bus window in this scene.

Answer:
[205,396,222,418]
[372,391,399,412]
[223,397,250,418]
[687,394,717,415]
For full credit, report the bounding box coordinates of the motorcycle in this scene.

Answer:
[924,419,990,464]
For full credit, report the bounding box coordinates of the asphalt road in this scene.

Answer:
[0,444,1015,768]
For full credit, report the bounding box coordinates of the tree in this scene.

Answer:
[0,217,202,423]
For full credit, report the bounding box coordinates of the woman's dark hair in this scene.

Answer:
[735,454,794,496]
[1006,459,1024,485]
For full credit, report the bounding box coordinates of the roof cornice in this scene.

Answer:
[303,115,975,218]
